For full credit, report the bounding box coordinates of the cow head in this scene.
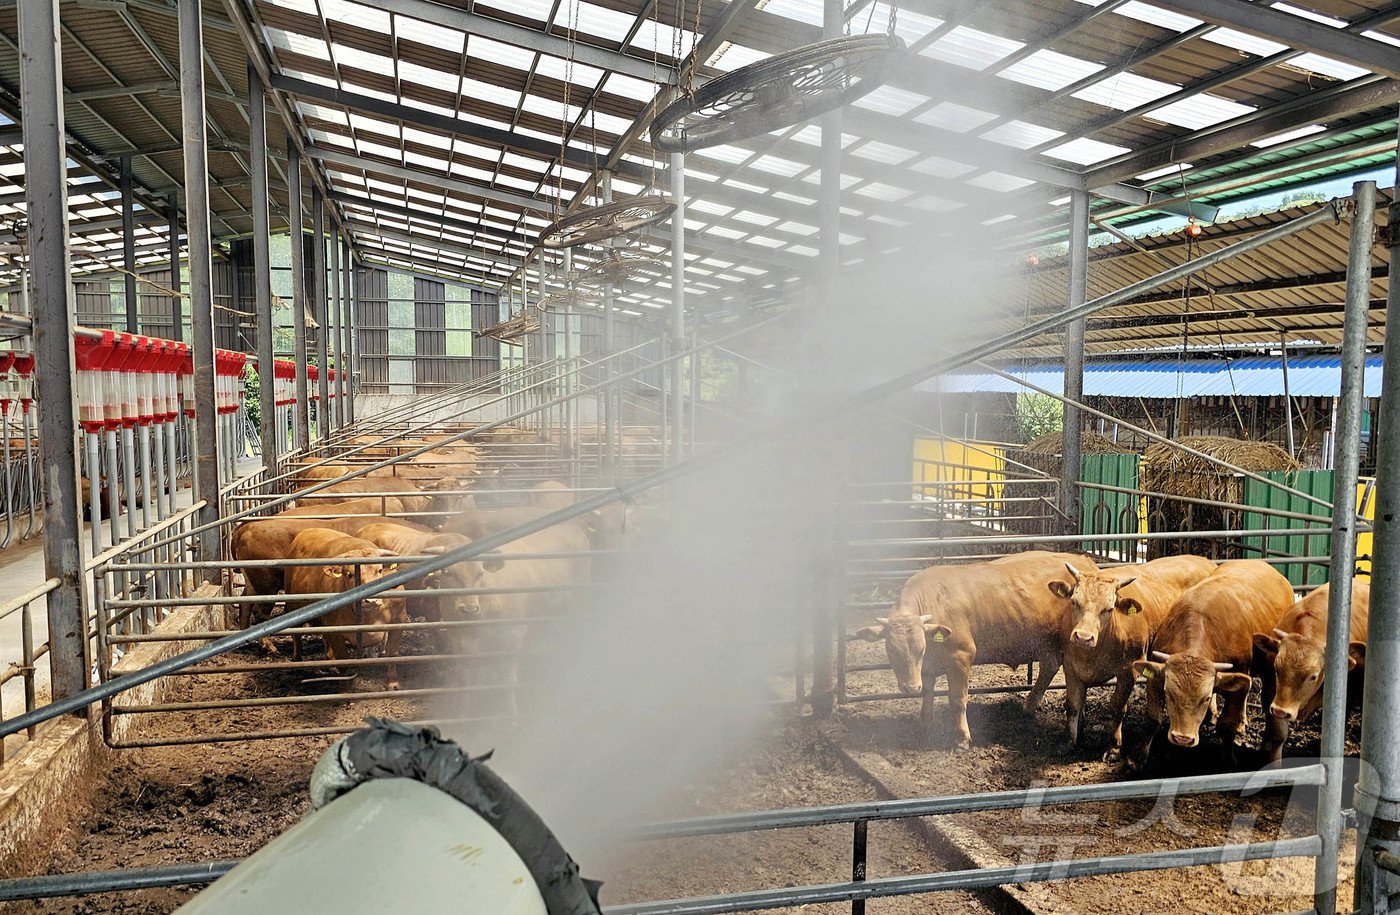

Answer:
[586,502,632,550]
[851,614,937,695]
[419,536,491,619]
[343,551,403,651]
[1132,651,1250,748]
[1056,562,1139,650]
[1253,627,1366,721]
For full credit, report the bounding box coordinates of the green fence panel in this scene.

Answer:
[1242,470,1334,587]
[1080,453,1141,558]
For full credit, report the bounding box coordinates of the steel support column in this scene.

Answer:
[1354,135,1400,913]
[1281,333,1296,457]
[600,169,617,481]
[20,0,88,701]
[1315,181,1375,914]
[669,153,685,464]
[121,156,138,335]
[312,186,328,440]
[330,228,343,429]
[177,0,220,562]
[248,62,276,480]
[343,240,354,423]
[1061,190,1089,532]
[287,140,309,450]
[167,198,181,341]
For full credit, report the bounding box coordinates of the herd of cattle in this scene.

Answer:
[230,433,623,695]
[853,551,1368,767]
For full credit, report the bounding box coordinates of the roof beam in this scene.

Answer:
[344,218,523,267]
[305,144,548,212]
[1151,0,1400,79]
[330,192,519,245]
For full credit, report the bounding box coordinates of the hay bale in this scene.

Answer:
[1023,430,1132,456]
[1001,431,1134,535]
[1140,436,1301,560]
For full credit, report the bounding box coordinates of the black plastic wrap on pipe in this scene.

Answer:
[310,718,602,915]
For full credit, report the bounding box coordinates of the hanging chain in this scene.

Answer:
[886,0,899,37]
[556,0,580,222]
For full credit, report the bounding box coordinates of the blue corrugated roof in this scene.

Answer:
[927,355,1384,399]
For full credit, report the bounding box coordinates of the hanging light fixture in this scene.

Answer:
[576,248,668,287]
[538,197,677,250]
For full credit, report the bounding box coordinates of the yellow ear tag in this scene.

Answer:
[1126,606,1139,615]
[933,632,945,642]
[1143,668,1154,680]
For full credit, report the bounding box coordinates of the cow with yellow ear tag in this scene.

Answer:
[850,550,1097,751]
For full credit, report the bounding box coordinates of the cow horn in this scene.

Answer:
[1151,650,1171,662]
[377,549,397,557]
[421,545,446,555]
[1212,662,1234,671]
[1272,628,1289,640]
[1115,575,1137,591]
[1063,561,1081,581]
[875,617,890,626]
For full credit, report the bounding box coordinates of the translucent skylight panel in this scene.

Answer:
[1136,162,1193,181]
[689,199,733,217]
[358,139,404,161]
[452,139,497,160]
[772,190,816,205]
[265,27,327,58]
[1073,71,1176,110]
[854,182,912,202]
[922,27,1024,71]
[267,0,317,15]
[602,73,657,102]
[1291,54,1368,80]
[999,49,1102,91]
[746,236,786,249]
[332,42,395,77]
[799,172,860,190]
[1150,93,1253,129]
[532,55,604,86]
[1044,137,1131,165]
[865,2,944,43]
[909,155,976,178]
[611,178,644,195]
[731,209,777,227]
[848,140,918,164]
[587,110,633,135]
[852,84,928,117]
[519,94,584,123]
[460,77,523,110]
[348,112,400,138]
[711,43,768,72]
[395,17,462,50]
[312,129,355,148]
[1272,2,1345,26]
[399,60,460,94]
[694,144,751,166]
[909,195,962,213]
[705,225,747,240]
[467,35,538,71]
[632,19,697,61]
[758,0,822,25]
[495,173,538,192]
[915,101,997,133]
[1073,0,1201,32]
[774,220,817,236]
[1251,124,1326,147]
[339,80,398,105]
[1202,27,1286,56]
[981,120,1064,149]
[565,1,636,38]
[1363,30,1400,48]
[747,154,805,177]
[449,161,494,182]
[966,171,1035,192]
[321,0,388,30]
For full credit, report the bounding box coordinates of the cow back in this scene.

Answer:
[1155,559,1295,669]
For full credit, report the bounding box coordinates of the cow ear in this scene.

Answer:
[1349,641,1367,671]
[1116,597,1143,616]
[1047,579,1072,599]
[850,625,886,642]
[1215,671,1252,695]
[484,556,506,573]
[926,624,952,644]
[1133,659,1163,682]
[325,565,344,579]
[1253,633,1281,657]
[384,563,399,574]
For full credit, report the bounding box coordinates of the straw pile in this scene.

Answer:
[1141,435,1301,559]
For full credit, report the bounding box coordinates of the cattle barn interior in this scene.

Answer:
[0,0,1396,912]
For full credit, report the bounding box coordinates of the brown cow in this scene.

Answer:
[232,512,430,632]
[277,495,408,520]
[1057,554,1216,758]
[1253,578,1370,763]
[356,523,487,623]
[292,475,465,517]
[284,528,407,689]
[851,551,1098,751]
[445,502,628,553]
[1133,559,1295,765]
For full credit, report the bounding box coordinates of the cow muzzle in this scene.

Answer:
[898,680,923,696]
[1167,730,1199,748]
[1071,630,1097,648]
[1270,705,1297,721]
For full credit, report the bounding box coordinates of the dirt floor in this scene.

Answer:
[840,614,1362,915]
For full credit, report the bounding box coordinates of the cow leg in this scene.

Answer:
[1216,690,1249,766]
[945,650,974,752]
[1064,669,1087,748]
[1025,650,1060,712]
[323,631,350,675]
[1260,674,1287,764]
[383,609,406,691]
[1102,668,1136,763]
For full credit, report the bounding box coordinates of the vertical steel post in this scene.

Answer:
[312,187,329,439]
[1355,134,1400,914]
[287,141,309,450]
[105,429,120,548]
[20,0,88,699]
[1315,181,1375,914]
[600,170,616,481]
[344,246,355,425]
[178,0,221,562]
[1061,190,1089,535]
[1281,332,1296,457]
[168,199,182,341]
[85,434,101,557]
[330,229,343,430]
[249,62,276,479]
[669,152,685,464]
[121,157,139,334]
